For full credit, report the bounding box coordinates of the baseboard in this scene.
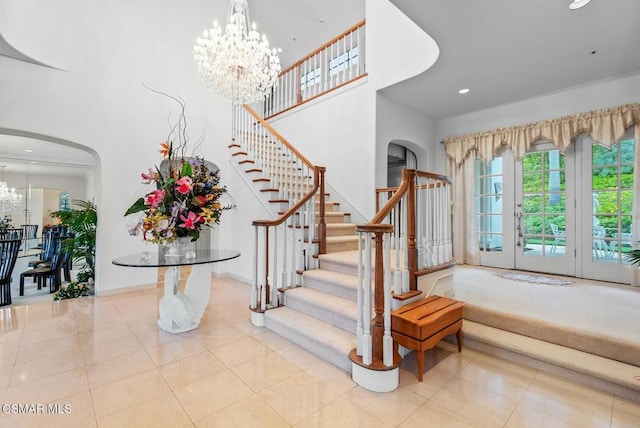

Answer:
[95,282,156,296]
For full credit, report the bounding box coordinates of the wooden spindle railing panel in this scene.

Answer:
[263,20,367,119]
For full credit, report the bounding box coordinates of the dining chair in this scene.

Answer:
[28,228,56,268]
[0,239,22,306]
[20,224,38,240]
[0,228,24,240]
[20,237,68,295]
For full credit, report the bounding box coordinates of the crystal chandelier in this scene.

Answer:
[0,166,21,214]
[193,0,281,105]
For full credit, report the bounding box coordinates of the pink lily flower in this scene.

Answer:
[145,189,166,207]
[141,168,157,184]
[176,176,193,194]
[179,211,201,229]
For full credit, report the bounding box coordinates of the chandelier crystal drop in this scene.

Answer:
[0,166,21,215]
[193,0,281,105]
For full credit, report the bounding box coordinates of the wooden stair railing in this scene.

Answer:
[351,169,454,370]
[232,105,326,313]
[263,20,367,119]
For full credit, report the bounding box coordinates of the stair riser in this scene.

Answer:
[284,294,356,334]
[318,259,359,276]
[326,225,357,237]
[326,241,359,253]
[264,314,353,373]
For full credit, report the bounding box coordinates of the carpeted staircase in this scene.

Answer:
[230,142,363,373]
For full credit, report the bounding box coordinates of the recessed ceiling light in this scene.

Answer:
[458,88,470,94]
[569,0,591,10]
[24,149,33,153]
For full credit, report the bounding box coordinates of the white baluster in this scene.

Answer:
[251,226,258,309]
[363,232,372,365]
[383,232,393,366]
[356,230,364,355]
[393,203,401,295]
[272,224,279,306]
[401,194,409,293]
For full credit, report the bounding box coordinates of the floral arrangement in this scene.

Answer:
[125,91,233,245]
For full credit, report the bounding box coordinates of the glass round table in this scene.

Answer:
[113,249,240,333]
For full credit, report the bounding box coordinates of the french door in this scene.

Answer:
[514,143,575,276]
[476,128,635,283]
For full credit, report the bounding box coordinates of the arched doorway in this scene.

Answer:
[0,130,99,304]
[387,141,418,187]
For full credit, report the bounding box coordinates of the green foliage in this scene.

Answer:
[53,282,89,301]
[51,200,97,281]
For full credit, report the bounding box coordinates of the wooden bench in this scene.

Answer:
[391,295,465,381]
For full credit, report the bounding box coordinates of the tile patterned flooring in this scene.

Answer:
[0,276,639,427]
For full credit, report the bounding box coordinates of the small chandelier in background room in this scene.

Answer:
[0,165,22,214]
[193,0,281,105]
[569,0,591,10]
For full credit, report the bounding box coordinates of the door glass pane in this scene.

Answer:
[476,157,503,252]
[591,139,634,263]
[521,148,565,259]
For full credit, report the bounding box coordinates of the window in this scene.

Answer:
[300,67,321,90]
[476,157,503,251]
[329,46,359,76]
[59,192,70,211]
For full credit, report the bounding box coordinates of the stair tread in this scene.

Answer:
[326,235,360,243]
[286,287,357,320]
[303,269,358,289]
[265,307,356,354]
[463,320,640,391]
[327,223,356,230]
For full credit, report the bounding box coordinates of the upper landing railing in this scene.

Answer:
[262,20,367,119]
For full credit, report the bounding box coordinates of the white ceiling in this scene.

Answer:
[1,0,639,174]
[0,135,95,177]
[385,0,640,118]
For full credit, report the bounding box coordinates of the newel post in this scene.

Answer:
[405,169,418,290]
[317,167,327,255]
[371,228,387,361]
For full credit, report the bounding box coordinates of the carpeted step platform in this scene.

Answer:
[264,306,356,373]
[461,321,640,402]
[464,304,640,367]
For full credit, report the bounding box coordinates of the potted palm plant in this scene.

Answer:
[51,200,97,285]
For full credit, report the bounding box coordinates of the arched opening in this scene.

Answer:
[387,141,418,187]
[0,129,99,305]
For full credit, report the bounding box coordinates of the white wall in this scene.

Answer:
[375,93,437,186]
[0,0,235,294]
[268,83,377,218]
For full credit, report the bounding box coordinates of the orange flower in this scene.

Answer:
[159,141,171,157]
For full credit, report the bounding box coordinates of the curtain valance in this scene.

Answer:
[444,103,640,165]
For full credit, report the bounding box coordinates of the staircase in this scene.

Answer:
[230,140,363,373]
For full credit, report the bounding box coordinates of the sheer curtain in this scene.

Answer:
[444,103,640,284]
[447,150,480,265]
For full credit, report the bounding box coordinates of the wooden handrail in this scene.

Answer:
[242,104,315,169]
[265,73,368,121]
[279,20,366,76]
[370,169,414,224]
[252,166,325,228]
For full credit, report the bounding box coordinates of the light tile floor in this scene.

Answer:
[0,276,639,427]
